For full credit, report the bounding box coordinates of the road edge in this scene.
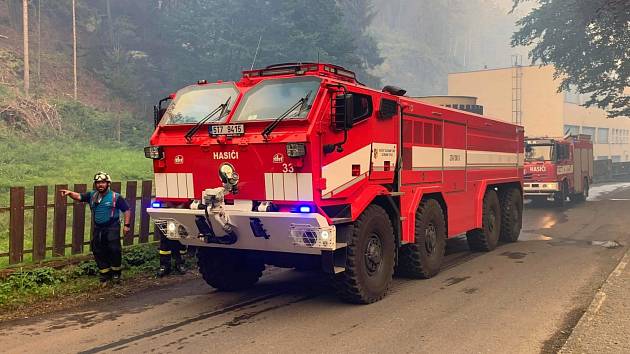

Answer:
[559,246,630,353]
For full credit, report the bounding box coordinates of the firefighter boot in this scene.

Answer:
[99,270,112,286]
[175,262,187,275]
[112,270,122,284]
[156,265,171,277]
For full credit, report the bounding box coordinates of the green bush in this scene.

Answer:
[1,267,65,291]
[0,243,162,306]
[0,267,66,305]
[123,243,159,267]
[73,261,100,277]
[55,99,153,148]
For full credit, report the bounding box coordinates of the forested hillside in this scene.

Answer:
[0,0,523,191]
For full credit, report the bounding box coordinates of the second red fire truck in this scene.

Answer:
[524,135,593,206]
[146,63,524,303]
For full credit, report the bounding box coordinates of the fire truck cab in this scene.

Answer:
[146,63,524,303]
[524,135,593,205]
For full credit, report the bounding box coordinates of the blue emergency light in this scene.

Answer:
[298,205,312,213]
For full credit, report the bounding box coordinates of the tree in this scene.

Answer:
[512,0,630,118]
[154,0,373,89]
[338,0,383,87]
[22,0,30,96]
[369,0,518,96]
[72,0,78,100]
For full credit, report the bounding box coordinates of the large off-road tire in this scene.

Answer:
[335,205,395,304]
[467,189,501,251]
[397,199,446,278]
[499,188,522,243]
[197,248,264,291]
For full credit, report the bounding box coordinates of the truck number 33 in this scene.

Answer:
[282,163,294,173]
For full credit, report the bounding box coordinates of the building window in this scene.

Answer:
[598,128,609,144]
[596,156,609,160]
[612,155,621,163]
[564,125,580,135]
[582,126,596,140]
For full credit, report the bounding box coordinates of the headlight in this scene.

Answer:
[286,143,306,157]
[156,219,188,239]
[167,221,177,237]
[144,146,164,159]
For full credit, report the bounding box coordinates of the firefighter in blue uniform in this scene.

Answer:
[157,231,187,277]
[61,172,131,283]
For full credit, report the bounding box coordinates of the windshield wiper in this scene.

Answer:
[262,91,312,139]
[184,96,231,143]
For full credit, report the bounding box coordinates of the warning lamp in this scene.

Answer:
[352,164,361,176]
[291,204,313,213]
[144,146,164,159]
[197,79,208,85]
[287,143,306,157]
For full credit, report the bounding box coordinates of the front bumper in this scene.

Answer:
[523,182,559,196]
[147,207,338,255]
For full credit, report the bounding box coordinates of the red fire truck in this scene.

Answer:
[146,63,524,303]
[524,135,593,206]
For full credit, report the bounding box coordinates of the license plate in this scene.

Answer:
[209,124,244,136]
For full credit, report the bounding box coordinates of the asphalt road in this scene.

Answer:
[2,183,630,354]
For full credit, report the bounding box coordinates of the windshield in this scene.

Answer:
[232,77,320,122]
[161,83,238,125]
[525,144,553,161]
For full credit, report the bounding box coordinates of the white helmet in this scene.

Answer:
[93,171,112,183]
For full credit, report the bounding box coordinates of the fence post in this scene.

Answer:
[111,181,122,194]
[139,180,152,243]
[71,184,87,254]
[124,181,137,246]
[53,184,68,257]
[9,187,25,264]
[32,186,48,261]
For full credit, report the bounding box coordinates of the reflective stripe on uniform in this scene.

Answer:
[99,268,111,273]
[179,250,187,254]
[111,266,122,271]
[159,250,172,255]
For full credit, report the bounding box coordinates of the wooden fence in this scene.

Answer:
[0,180,158,266]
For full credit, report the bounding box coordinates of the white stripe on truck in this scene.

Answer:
[155,173,195,198]
[264,173,314,201]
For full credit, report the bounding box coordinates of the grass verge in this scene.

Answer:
[0,243,195,321]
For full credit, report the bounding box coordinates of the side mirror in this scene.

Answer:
[153,96,172,127]
[153,105,168,127]
[153,105,160,127]
[333,93,354,130]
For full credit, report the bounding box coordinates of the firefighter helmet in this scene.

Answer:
[93,171,112,183]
